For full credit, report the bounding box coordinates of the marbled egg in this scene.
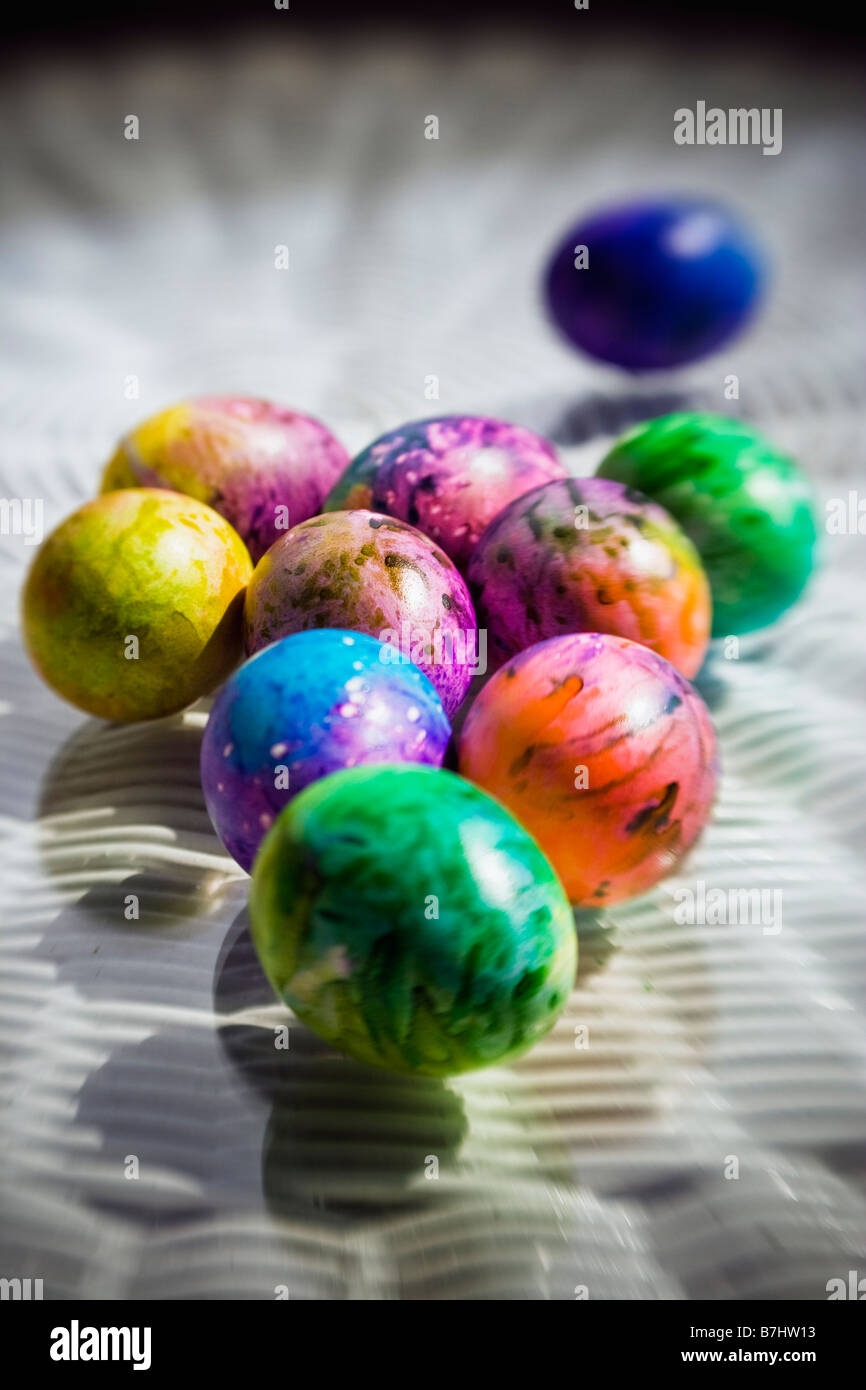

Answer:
[22,489,252,721]
[324,415,566,573]
[201,629,451,872]
[249,764,577,1076]
[459,633,717,906]
[468,476,711,678]
[243,509,479,717]
[545,197,764,370]
[597,412,818,634]
[101,396,349,562]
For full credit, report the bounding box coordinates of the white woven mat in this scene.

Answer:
[0,33,864,1299]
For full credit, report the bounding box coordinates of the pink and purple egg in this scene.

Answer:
[243,509,479,717]
[101,396,349,562]
[468,476,711,679]
[324,415,567,573]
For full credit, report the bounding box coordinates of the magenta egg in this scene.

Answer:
[468,476,711,679]
[324,415,566,573]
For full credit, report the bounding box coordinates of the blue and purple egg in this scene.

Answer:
[200,628,451,871]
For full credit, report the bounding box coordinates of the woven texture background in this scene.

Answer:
[0,32,864,1299]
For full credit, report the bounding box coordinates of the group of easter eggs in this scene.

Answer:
[21,199,819,1077]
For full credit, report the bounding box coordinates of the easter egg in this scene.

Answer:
[324,415,566,573]
[468,476,711,678]
[243,509,478,717]
[249,764,577,1076]
[101,396,349,562]
[22,489,252,721]
[201,630,451,872]
[544,198,764,370]
[458,633,717,906]
[596,413,818,634]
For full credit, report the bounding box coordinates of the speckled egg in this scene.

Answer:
[596,413,818,636]
[545,197,764,370]
[324,415,566,573]
[201,629,451,872]
[22,489,252,721]
[468,476,711,678]
[249,764,577,1076]
[243,509,479,717]
[458,633,717,907]
[101,396,349,562]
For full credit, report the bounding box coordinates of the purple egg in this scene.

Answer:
[324,415,566,573]
[201,630,452,872]
[243,510,481,717]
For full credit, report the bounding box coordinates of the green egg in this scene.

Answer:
[22,489,252,721]
[596,412,817,636]
[249,764,577,1077]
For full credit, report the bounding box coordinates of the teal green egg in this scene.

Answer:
[596,412,818,636]
[248,764,577,1077]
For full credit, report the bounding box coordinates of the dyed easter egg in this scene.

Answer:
[545,198,764,370]
[22,489,252,721]
[597,413,818,634]
[468,476,711,678]
[324,415,566,573]
[201,629,451,872]
[101,396,349,562]
[458,633,717,906]
[243,509,478,717]
[249,764,577,1076]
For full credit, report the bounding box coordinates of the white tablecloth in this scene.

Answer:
[1,31,864,1299]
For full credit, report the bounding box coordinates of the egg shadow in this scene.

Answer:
[260,1039,471,1220]
[72,1022,275,1225]
[213,904,275,1019]
[573,908,618,986]
[211,913,617,1298]
[510,383,765,460]
[698,624,785,702]
[547,387,700,448]
[33,702,241,926]
[30,870,243,1014]
[213,908,470,1218]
